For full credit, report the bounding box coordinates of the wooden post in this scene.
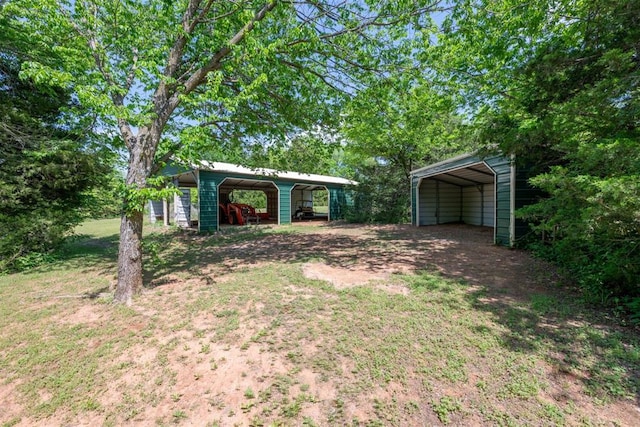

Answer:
[163,198,169,226]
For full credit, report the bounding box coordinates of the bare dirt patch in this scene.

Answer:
[302,262,410,295]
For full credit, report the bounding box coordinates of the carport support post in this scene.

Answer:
[479,185,484,226]
[163,198,169,227]
[435,181,440,224]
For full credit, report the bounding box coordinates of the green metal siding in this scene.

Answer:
[329,187,346,220]
[440,182,463,223]
[199,171,218,232]
[278,183,294,224]
[411,178,417,225]
[462,183,494,226]
[417,179,437,225]
[487,156,513,246]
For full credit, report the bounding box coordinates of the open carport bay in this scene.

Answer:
[417,162,496,227]
[411,154,528,246]
[154,161,355,231]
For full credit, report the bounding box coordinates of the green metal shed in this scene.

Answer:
[154,161,355,232]
[410,153,537,246]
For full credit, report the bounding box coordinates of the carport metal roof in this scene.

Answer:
[196,161,356,187]
[218,178,277,191]
[200,160,357,185]
[411,154,495,186]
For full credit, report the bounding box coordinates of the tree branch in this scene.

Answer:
[117,118,137,151]
[151,1,277,138]
[287,1,444,47]
[125,48,139,90]
[182,1,278,95]
[163,0,204,79]
[279,58,342,93]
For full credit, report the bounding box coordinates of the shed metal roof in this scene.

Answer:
[410,153,476,175]
[421,163,495,186]
[411,154,497,187]
[218,178,277,191]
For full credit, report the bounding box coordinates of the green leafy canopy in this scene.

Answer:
[6,0,442,172]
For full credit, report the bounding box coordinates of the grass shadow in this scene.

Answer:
[466,283,640,406]
[82,286,112,299]
[7,232,120,277]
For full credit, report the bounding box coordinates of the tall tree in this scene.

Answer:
[0,5,110,271]
[340,76,472,223]
[4,0,443,303]
[245,127,345,175]
[342,77,471,177]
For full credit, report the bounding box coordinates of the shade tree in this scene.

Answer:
[4,0,445,303]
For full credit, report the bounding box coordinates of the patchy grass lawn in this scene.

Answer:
[0,219,639,426]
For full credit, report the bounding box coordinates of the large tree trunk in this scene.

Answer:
[113,129,158,305]
[114,210,144,305]
[106,0,278,305]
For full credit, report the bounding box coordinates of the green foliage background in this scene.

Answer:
[431,0,640,310]
[0,21,116,271]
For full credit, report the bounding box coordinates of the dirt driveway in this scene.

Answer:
[208,222,559,297]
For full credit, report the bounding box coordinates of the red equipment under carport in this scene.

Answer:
[218,202,264,225]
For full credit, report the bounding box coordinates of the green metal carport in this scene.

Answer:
[154,161,355,232]
[410,153,537,246]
